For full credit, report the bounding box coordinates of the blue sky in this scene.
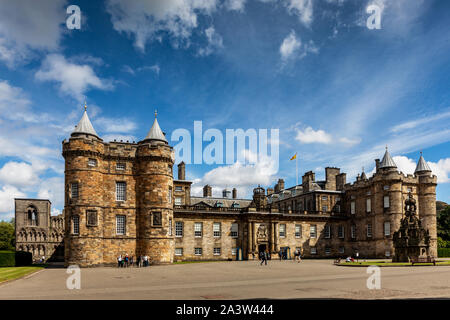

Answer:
[0,0,449,219]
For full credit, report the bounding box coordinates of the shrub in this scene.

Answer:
[0,250,15,267]
[438,248,450,258]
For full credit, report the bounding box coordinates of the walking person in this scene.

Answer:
[130,256,134,267]
[278,249,282,261]
[260,251,266,266]
[144,255,149,267]
[298,248,302,263]
[117,255,122,268]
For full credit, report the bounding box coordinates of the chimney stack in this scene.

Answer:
[203,185,212,197]
[232,188,237,199]
[223,189,231,198]
[178,161,185,180]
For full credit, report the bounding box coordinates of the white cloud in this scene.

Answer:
[295,127,332,144]
[37,177,64,210]
[94,117,137,133]
[280,30,301,61]
[35,54,114,102]
[285,0,314,26]
[0,162,39,188]
[0,0,67,66]
[0,185,26,216]
[225,0,247,12]
[198,26,224,56]
[122,64,161,75]
[106,0,219,51]
[390,156,450,184]
[391,110,450,133]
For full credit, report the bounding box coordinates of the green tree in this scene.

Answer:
[437,205,450,242]
[0,221,15,251]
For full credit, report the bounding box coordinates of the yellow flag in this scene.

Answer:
[290,153,297,160]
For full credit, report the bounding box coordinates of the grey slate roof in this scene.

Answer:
[415,154,432,173]
[190,197,252,208]
[380,148,397,168]
[72,110,98,137]
[144,117,167,142]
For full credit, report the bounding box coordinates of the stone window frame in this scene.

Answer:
[367,223,373,238]
[325,247,331,255]
[70,182,79,199]
[385,250,391,257]
[116,181,127,202]
[310,224,317,239]
[72,215,80,235]
[384,221,391,236]
[338,225,345,239]
[231,223,238,238]
[175,186,183,192]
[116,215,126,235]
[213,247,221,256]
[350,201,356,215]
[324,225,331,239]
[339,246,345,254]
[175,248,183,256]
[88,158,97,167]
[175,221,183,237]
[168,187,172,204]
[231,248,237,256]
[310,247,317,255]
[86,210,98,227]
[322,205,328,212]
[151,211,162,227]
[116,162,126,171]
[366,198,372,213]
[383,195,390,209]
[168,218,173,236]
[194,222,203,238]
[279,224,286,238]
[174,197,182,206]
[213,222,221,238]
[295,224,302,238]
[351,224,356,239]
[194,247,202,256]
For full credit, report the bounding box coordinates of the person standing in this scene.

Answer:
[118,255,122,268]
[260,251,266,266]
[278,249,282,261]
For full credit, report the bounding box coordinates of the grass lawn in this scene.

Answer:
[173,260,231,264]
[0,266,44,283]
[338,260,450,267]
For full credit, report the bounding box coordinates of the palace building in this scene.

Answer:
[15,107,438,266]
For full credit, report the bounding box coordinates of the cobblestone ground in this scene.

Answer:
[0,259,449,300]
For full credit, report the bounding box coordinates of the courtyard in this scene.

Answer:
[0,259,450,299]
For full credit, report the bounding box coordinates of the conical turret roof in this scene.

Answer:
[415,153,432,173]
[144,111,167,143]
[380,147,397,169]
[72,104,99,138]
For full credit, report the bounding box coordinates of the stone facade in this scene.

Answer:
[57,109,438,266]
[14,199,64,262]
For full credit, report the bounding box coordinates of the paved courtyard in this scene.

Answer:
[1,259,450,299]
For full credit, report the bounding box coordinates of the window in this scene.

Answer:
[310,247,317,255]
[325,247,331,255]
[116,163,125,170]
[366,198,371,213]
[116,215,126,235]
[407,187,412,193]
[213,222,221,237]
[71,182,79,199]
[322,205,328,212]
[175,221,183,237]
[86,210,97,226]
[194,222,203,237]
[72,215,79,235]
[279,224,286,238]
[338,225,345,239]
[231,223,238,238]
[194,247,202,255]
[351,201,355,215]
[322,196,327,201]
[339,247,345,254]
[175,248,183,256]
[116,182,126,201]
[324,225,331,239]
[310,225,317,238]
[385,250,391,257]
[366,191,371,196]
[384,221,391,236]
[367,223,372,238]
[168,187,172,204]
[384,196,390,208]
[335,204,341,213]
[175,186,183,192]
[295,224,302,238]
[231,248,237,256]
[88,158,97,167]
[175,197,182,205]
[351,225,356,239]
[152,212,162,226]
[383,185,390,191]
[213,247,221,256]
[231,202,240,208]
[168,218,172,236]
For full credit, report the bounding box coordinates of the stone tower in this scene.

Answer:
[63,104,106,266]
[136,112,175,263]
[414,153,437,257]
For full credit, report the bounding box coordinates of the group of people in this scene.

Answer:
[258,248,303,265]
[117,254,150,267]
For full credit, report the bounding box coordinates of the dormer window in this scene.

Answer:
[231,202,240,208]
[215,202,223,208]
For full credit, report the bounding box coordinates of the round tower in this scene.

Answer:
[136,112,175,263]
[63,103,105,267]
[415,153,438,257]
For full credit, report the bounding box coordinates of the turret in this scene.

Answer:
[379,147,397,172]
[136,111,174,264]
[63,102,105,266]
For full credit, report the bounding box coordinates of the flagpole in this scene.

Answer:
[296,154,298,186]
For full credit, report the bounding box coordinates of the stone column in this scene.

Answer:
[252,222,257,252]
[247,222,253,258]
[270,222,275,252]
[274,222,278,252]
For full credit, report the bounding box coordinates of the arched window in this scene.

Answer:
[26,205,38,226]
